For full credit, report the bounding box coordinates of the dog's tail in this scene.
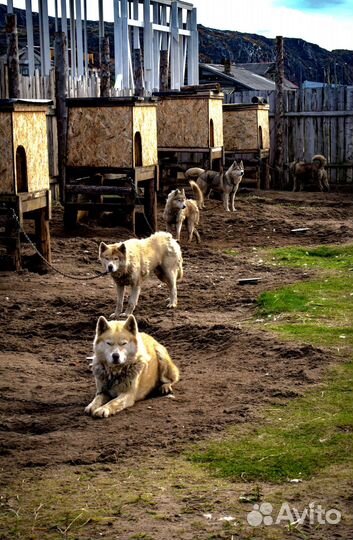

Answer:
[189,180,204,209]
[184,167,205,180]
[312,154,327,168]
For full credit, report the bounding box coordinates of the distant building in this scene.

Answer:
[199,62,297,92]
[301,80,344,89]
[0,46,41,75]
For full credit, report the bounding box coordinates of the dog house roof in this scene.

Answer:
[66,96,158,108]
[0,99,52,112]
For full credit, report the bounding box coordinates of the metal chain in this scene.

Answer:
[7,208,108,281]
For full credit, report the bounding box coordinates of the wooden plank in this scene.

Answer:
[66,185,134,195]
[121,0,130,91]
[143,0,153,92]
[345,86,353,183]
[170,1,180,90]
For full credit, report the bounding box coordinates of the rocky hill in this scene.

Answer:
[198,25,353,86]
[1,4,352,86]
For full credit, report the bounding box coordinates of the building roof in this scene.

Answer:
[235,62,298,89]
[235,62,275,77]
[200,63,298,90]
[200,63,276,90]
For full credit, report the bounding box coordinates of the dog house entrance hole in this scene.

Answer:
[210,119,215,147]
[134,132,143,167]
[259,126,263,149]
[16,146,28,193]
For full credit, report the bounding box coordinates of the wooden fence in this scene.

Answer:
[225,87,353,186]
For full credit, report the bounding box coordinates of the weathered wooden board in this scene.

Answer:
[0,106,50,194]
[157,94,224,149]
[225,87,353,186]
[208,97,223,147]
[0,112,14,193]
[66,103,158,169]
[223,104,270,152]
[13,111,50,192]
[133,106,158,166]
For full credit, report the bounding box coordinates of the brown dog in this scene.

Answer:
[290,154,329,192]
[163,181,204,243]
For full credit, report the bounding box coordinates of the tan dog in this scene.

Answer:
[163,181,204,243]
[99,232,183,317]
[290,154,329,192]
[85,315,179,418]
[185,160,245,211]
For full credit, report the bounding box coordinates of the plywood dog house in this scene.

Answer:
[223,102,270,188]
[155,89,224,187]
[64,96,159,231]
[0,99,51,270]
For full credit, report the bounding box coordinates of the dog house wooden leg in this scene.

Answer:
[143,174,157,232]
[34,207,51,265]
[4,211,21,271]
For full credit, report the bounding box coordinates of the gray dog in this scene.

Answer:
[185,161,244,212]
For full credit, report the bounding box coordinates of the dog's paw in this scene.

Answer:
[93,406,111,418]
[109,312,124,320]
[160,383,174,395]
[84,404,93,415]
[166,301,177,309]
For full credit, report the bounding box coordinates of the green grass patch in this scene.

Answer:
[258,275,353,322]
[190,244,353,483]
[223,248,238,257]
[190,361,353,483]
[268,244,353,270]
[258,244,353,346]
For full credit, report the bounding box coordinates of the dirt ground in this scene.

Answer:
[1,189,353,539]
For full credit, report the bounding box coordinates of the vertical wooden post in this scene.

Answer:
[100,36,111,97]
[121,0,130,91]
[188,8,199,85]
[54,32,67,204]
[159,5,169,91]
[143,0,153,93]
[152,2,160,91]
[6,14,19,98]
[60,0,69,68]
[69,0,76,77]
[35,206,51,267]
[274,35,285,189]
[98,0,104,67]
[113,0,123,91]
[133,0,143,95]
[170,1,180,90]
[75,0,84,77]
[25,0,35,77]
[143,174,157,232]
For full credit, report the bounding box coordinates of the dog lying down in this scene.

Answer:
[85,314,180,418]
[163,180,204,243]
[99,231,183,318]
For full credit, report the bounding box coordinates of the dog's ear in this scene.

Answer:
[96,315,110,336]
[117,243,126,255]
[239,160,244,168]
[181,188,185,196]
[123,314,138,335]
[99,242,109,257]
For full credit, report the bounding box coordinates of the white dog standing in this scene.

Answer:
[99,232,183,317]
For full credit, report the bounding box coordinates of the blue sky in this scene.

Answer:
[8,0,353,51]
